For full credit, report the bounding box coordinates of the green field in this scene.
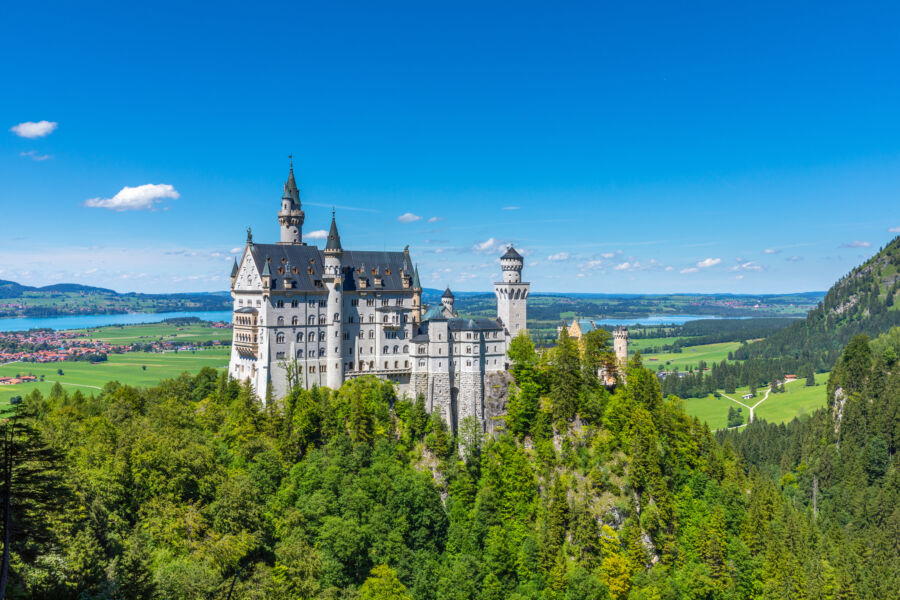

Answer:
[639,341,743,371]
[628,336,693,353]
[682,372,830,430]
[73,322,232,344]
[0,347,230,412]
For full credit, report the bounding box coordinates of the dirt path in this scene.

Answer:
[45,380,103,391]
[721,386,772,423]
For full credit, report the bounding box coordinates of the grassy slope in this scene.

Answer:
[682,372,830,430]
[639,341,743,371]
[0,347,230,412]
[72,322,232,344]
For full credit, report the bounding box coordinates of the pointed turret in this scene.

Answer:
[441,286,455,316]
[325,209,342,252]
[278,160,305,244]
[230,259,239,278]
[413,264,421,289]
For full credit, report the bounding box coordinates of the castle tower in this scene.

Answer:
[278,161,305,244]
[323,211,344,389]
[495,246,529,340]
[441,287,455,316]
[613,326,629,376]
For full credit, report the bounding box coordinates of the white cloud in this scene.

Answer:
[763,248,779,254]
[786,255,802,262]
[502,206,520,211]
[84,268,98,274]
[889,226,900,233]
[547,252,570,261]
[229,247,242,254]
[582,260,604,270]
[729,261,763,272]
[19,150,52,161]
[428,216,444,223]
[10,120,58,138]
[680,267,698,274]
[397,212,422,223]
[614,259,662,272]
[306,230,328,240]
[85,183,179,211]
[577,273,585,278]
[735,275,745,280]
[473,237,501,253]
[840,241,870,248]
[696,257,722,268]
[600,251,622,259]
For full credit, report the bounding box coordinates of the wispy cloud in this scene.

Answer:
[10,120,57,138]
[600,251,622,259]
[696,257,722,268]
[786,255,802,262]
[85,183,179,211]
[582,260,604,271]
[729,261,763,272]
[889,226,900,233]
[428,216,444,223]
[398,212,422,223]
[229,247,242,254]
[614,259,663,272]
[19,150,52,161]
[680,267,698,274]
[547,252,570,262]
[473,237,500,253]
[306,230,328,240]
[763,248,779,254]
[839,241,870,248]
[502,206,520,211]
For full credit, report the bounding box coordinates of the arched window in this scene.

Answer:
[403,345,408,353]
[319,347,325,357]
[404,360,409,368]
[277,316,284,325]
[394,361,398,368]
[291,316,298,326]
[309,349,316,358]
[308,315,315,325]
[418,345,426,354]
[276,333,285,344]
[319,315,325,325]
[383,315,388,323]
[291,300,299,308]
[369,331,375,339]
[384,361,388,369]
[333,312,339,322]
[383,345,389,354]
[418,359,425,367]
[319,332,326,341]
[296,332,303,342]
[296,349,303,358]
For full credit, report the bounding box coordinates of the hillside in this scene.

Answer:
[0,278,231,318]
[3,328,896,597]
[734,236,900,370]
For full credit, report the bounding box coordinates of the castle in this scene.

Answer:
[228,164,529,432]
[558,319,629,384]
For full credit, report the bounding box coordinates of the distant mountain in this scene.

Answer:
[0,279,116,296]
[734,236,900,369]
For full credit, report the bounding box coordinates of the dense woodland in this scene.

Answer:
[1,322,897,599]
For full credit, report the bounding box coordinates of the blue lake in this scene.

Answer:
[0,310,720,333]
[0,310,234,333]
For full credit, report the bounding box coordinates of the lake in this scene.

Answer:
[0,310,234,333]
[0,310,721,333]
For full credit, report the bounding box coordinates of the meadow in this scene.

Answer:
[682,372,830,430]
[72,321,232,344]
[0,347,230,413]
[639,341,743,371]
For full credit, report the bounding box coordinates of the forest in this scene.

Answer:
[1,324,897,599]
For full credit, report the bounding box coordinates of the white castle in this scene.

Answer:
[228,164,529,432]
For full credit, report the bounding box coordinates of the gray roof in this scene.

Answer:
[448,317,503,331]
[325,214,342,251]
[248,243,413,292]
[422,305,447,321]
[501,246,523,260]
[442,287,454,299]
[231,259,239,277]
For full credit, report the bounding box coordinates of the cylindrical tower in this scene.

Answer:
[500,246,523,283]
[441,287,455,315]
[324,212,344,389]
[613,326,629,367]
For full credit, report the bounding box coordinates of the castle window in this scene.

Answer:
[276,300,284,308]
[277,316,284,325]
[333,312,339,322]
[394,361,398,368]
[319,347,325,356]
[351,299,359,306]
[367,299,375,307]
[466,346,471,353]
[369,331,374,339]
[319,300,327,307]
[382,299,389,306]
[467,360,471,366]
[383,345,389,354]
[359,331,365,339]
[310,350,316,358]
[393,345,399,354]
[404,361,409,368]
[297,349,303,358]
[418,359,425,367]
[292,316,298,326]
[403,345,408,353]
[291,300,299,308]
[319,316,325,325]
[418,345,425,353]
[383,315,388,323]
[297,332,303,342]
[368,315,374,323]
[396,298,403,306]
[276,333,285,343]
[309,366,315,373]
[276,352,285,359]
[384,362,388,369]
[319,332,326,341]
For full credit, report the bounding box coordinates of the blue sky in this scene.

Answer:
[2,1,898,294]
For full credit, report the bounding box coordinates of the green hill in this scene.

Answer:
[734,236,900,370]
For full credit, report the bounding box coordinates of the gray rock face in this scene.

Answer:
[483,371,513,436]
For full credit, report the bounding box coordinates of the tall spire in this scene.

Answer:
[278,159,305,244]
[413,264,421,289]
[325,209,342,252]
